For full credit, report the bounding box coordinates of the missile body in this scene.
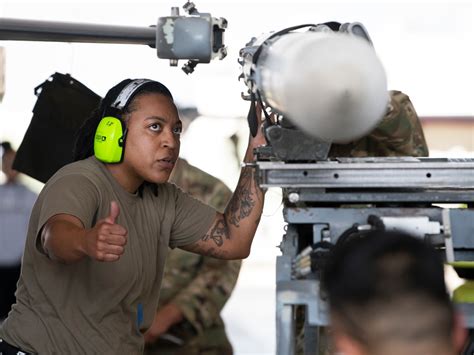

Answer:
[253,32,388,143]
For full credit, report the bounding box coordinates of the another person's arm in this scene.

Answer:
[144,257,241,343]
[145,165,240,344]
[329,90,429,157]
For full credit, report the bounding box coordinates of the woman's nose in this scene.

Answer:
[162,129,179,149]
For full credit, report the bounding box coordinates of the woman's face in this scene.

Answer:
[121,93,181,184]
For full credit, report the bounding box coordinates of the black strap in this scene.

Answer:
[246,93,258,137]
[256,91,274,128]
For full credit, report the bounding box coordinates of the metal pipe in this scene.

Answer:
[0,18,156,47]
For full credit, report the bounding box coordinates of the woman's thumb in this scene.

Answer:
[105,201,120,224]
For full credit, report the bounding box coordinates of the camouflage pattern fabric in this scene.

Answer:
[297,90,429,355]
[145,158,241,355]
[329,90,429,157]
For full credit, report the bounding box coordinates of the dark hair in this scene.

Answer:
[73,79,173,161]
[323,230,453,347]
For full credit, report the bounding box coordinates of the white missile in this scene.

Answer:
[256,31,388,143]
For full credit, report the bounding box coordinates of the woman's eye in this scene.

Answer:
[149,123,161,132]
[173,126,182,135]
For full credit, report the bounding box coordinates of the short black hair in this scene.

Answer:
[73,79,173,162]
[322,230,453,348]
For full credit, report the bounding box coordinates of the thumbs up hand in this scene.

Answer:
[85,201,128,262]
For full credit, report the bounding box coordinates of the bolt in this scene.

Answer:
[288,192,300,203]
[171,7,179,16]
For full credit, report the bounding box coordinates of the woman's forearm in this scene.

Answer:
[41,215,87,263]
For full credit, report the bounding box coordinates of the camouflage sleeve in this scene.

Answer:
[365,90,429,156]
[171,257,242,334]
[329,90,429,157]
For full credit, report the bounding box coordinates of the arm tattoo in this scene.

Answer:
[202,216,229,247]
[184,167,263,259]
[227,168,256,227]
[185,240,231,259]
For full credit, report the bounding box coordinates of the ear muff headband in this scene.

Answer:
[111,79,155,111]
[94,79,154,163]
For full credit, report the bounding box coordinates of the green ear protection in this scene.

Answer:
[94,79,154,163]
[94,117,125,163]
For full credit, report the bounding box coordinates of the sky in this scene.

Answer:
[0,1,473,353]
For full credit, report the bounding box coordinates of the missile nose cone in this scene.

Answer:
[259,32,388,143]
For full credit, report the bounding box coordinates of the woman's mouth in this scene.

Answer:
[157,158,175,170]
